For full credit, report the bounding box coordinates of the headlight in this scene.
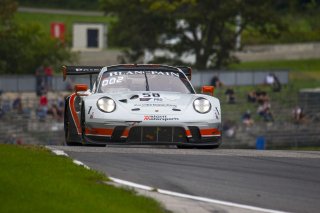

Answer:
[193,98,211,113]
[97,97,116,113]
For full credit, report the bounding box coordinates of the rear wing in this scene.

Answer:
[62,66,103,81]
[62,65,104,90]
[177,66,192,80]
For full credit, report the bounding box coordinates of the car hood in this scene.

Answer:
[89,91,202,114]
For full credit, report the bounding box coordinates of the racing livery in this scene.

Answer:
[63,64,222,148]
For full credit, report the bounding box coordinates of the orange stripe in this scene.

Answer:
[85,128,113,136]
[200,128,221,136]
[69,94,81,134]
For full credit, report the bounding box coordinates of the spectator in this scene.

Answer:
[48,104,63,121]
[225,87,236,104]
[12,96,23,114]
[242,110,254,128]
[265,73,281,92]
[37,91,48,120]
[272,74,282,92]
[256,90,269,105]
[44,65,53,91]
[211,75,223,88]
[257,101,274,122]
[35,65,45,96]
[292,106,305,124]
[247,90,256,103]
[265,73,275,86]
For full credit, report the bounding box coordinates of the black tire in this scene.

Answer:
[176,145,195,149]
[195,145,220,149]
[64,105,81,146]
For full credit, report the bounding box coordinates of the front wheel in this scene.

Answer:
[64,107,81,146]
[195,145,220,149]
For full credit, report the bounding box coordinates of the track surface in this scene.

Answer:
[51,146,320,213]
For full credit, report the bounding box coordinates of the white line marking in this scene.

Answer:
[46,147,287,213]
[51,149,69,157]
[110,177,287,213]
[73,160,90,170]
[109,177,154,191]
[48,148,90,170]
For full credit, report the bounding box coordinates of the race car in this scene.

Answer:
[63,64,222,148]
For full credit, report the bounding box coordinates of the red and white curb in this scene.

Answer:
[48,148,287,213]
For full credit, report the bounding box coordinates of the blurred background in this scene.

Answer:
[0,0,319,149]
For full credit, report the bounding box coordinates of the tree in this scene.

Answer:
[101,0,286,69]
[0,0,76,74]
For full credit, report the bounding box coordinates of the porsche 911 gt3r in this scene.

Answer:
[63,64,222,148]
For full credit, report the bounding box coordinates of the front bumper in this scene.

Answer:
[83,124,221,146]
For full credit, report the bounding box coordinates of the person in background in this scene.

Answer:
[12,95,23,114]
[44,64,53,91]
[247,90,256,103]
[242,110,254,128]
[225,87,236,104]
[37,91,48,120]
[211,75,223,88]
[35,64,45,97]
[292,106,305,124]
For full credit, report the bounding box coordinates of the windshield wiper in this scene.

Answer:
[144,71,150,91]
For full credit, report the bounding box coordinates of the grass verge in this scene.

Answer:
[228,59,320,72]
[0,144,166,213]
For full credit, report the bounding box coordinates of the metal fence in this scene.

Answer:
[191,70,289,87]
[0,70,289,92]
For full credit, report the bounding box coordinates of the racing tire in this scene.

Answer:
[176,145,195,149]
[80,102,106,147]
[64,104,82,146]
[195,145,220,149]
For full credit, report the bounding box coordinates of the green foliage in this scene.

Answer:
[0,0,76,74]
[17,0,100,10]
[0,145,166,213]
[101,0,286,69]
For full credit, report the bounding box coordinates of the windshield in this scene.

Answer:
[98,70,194,94]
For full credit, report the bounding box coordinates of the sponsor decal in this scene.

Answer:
[140,98,152,101]
[108,71,180,78]
[139,98,163,102]
[134,103,177,108]
[143,115,179,121]
[154,98,163,102]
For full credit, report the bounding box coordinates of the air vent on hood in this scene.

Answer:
[172,108,181,111]
[130,95,139,100]
[119,99,127,103]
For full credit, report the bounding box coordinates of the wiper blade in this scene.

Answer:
[144,71,150,91]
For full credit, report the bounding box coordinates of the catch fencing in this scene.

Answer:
[0,70,289,92]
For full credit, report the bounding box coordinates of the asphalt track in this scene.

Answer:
[50,146,320,213]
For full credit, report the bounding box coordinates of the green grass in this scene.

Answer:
[228,59,320,72]
[0,144,166,213]
[14,12,115,41]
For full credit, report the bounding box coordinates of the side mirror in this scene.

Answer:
[201,86,215,96]
[74,84,88,96]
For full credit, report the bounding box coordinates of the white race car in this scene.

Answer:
[63,64,222,148]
